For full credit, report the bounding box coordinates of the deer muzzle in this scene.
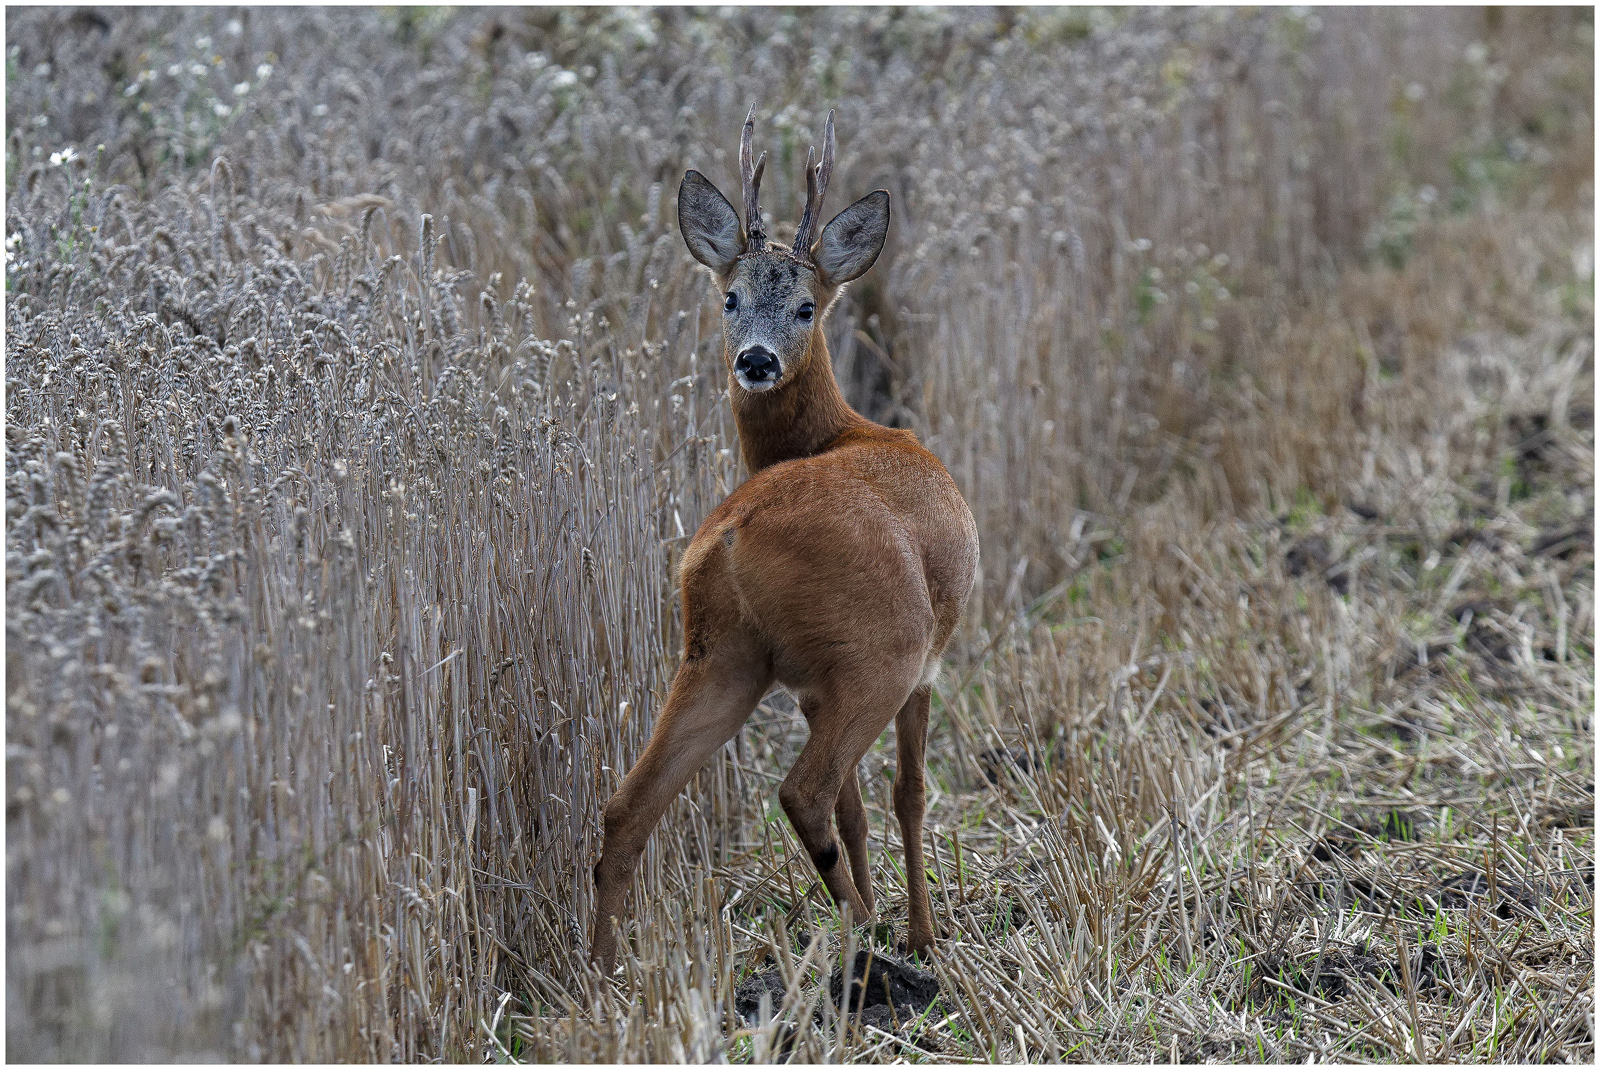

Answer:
[734,345,781,391]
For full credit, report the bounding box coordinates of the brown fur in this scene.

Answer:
[590,124,978,972]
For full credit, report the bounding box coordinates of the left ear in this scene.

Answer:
[678,169,746,278]
[813,190,890,288]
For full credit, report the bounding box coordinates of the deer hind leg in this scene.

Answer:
[779,669,918,929]
[589,647,770,972]
[800,695,876,919]
[894,685,935,957]
[833,765,874,916]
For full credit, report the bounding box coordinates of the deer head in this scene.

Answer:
[677,108,890,394]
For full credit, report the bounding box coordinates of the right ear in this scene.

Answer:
[813,190,890,288]
[678,170,744,277]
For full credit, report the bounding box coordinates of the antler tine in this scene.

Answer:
[793,110,836,259]
[740,105,767,251]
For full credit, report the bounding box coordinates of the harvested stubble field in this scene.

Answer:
[4,6,1594,1063]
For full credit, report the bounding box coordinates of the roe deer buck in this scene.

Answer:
[589,109,978,972]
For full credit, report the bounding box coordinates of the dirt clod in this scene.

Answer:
[830,950,940,1028]
[733,967,789,1024]
[1258,943,1390,1001]
[977,745,1040,785]
[1531,523,1593,559]
[1430,869,1571,917]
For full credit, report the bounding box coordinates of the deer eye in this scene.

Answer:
[724,292,738,312]
[796,302,815,322]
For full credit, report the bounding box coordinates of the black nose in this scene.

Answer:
[734,346,781,382]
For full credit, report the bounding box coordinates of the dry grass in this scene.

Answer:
[5,6,1592,1063]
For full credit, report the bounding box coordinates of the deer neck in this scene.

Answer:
[731,335,867,473]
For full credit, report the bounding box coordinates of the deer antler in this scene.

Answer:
[792,110,836,260]
[740,105,768,253]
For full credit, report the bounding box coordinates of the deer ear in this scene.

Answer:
[813,190,890,287]
[678,170,745,277]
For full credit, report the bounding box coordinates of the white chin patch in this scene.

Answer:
[737,374,780,393]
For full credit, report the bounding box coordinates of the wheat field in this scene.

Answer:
[5,7,1593,1063]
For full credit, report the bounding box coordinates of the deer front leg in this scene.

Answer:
[589,653,769,973]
